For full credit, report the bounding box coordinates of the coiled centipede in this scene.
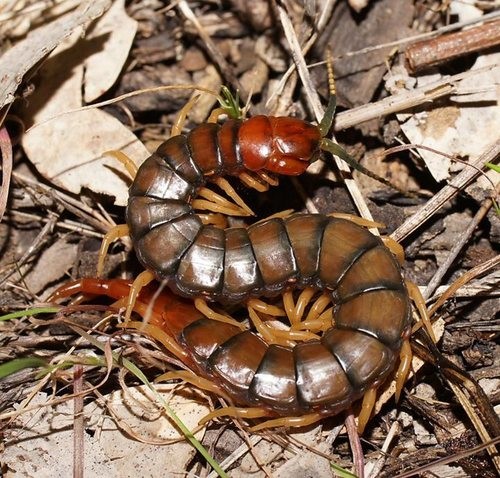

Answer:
[52,88,415,431]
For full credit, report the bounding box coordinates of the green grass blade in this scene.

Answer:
[0,307,59,322]
[0,357,49,379]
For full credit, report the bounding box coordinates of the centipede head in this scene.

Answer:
[239,116,322,176]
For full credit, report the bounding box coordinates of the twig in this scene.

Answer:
[429,254,500,318]
[73,365,84,478]
[392,138,500,243]
[405,19,500,73]
[334,65,497,131]
[423,192,497,299]
[345,411,365,478]
[0,126,13,222]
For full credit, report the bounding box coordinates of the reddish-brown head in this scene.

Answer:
[238,116,322,175]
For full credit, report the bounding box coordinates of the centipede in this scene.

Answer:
[51,87,415,432]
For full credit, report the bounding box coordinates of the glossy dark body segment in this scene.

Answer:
[125,117,411,417]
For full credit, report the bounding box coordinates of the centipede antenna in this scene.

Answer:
[321,138,417,198]
[319,50,337,137]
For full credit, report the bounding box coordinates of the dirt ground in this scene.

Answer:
[0,1,499,477]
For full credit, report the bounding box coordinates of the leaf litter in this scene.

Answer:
[0,1,499,477]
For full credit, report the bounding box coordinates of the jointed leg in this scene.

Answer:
[395,339,412,401]
[123,269,155,321]
[156,370,230,400]
[97,224,130,277]
[238,171,270,192]
[120,320,190,363]
[250,412,323,432]
[406,281,436,343]
[199,406,272,427]
[193,187,252,216]
[195,298,247,330]
[103,150,139,178]
[214,177,254,215]
[383,236,405,265]
[171,95,199,136]
[198,213,229,228]
[357,387,378,434]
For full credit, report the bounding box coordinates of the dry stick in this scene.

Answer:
[405,19,500,73]
[9,211,102,238]
[447,380,500,475]
[423,192,497,300]
[394,436,500,478]
[206,436,263,478]
[392,138,500,243]
[265,0,336,110]
[334,64,496,131]
[0,212,60,287]
[177,0,246,101]
[429,254,500,318]
[73,365,84,478]
[411,338,500,475]
[13,171,113,234]
[366,421,402,478]
[345,412,365,478]
[0,127,12,222]
[277,4,375,225]
[335,9,500,63]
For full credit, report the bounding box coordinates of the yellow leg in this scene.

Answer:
[406,281,436,343]
[293,287,316,324]
[250,412,323,432]
[171,94,199,136]
[255,170,279,187]
[155,370,230,400]
[214,177,254,216]
[97,224,130,277]
[295,306,333,333]
[207,107,226,123]
[197,213,229,228]
[247,306,292,347]
[382,236,405,265]
[304,293,331,323]
[238,171,269,192]
[119,321,190,362]
[282,290,298,325]
[246,298,285,317]
[328,212,385,230]
[357,387,377,434]
[193,186,252,216]
[194,298,246,330]
[395,339,412,402]
[199,406,271,426]
[124,269,155,321]
[103,150,138,179]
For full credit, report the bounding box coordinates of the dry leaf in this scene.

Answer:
[21,7,148,206]
[3,385,209,477]
[83,0,138,102]
[0,0,111,109]
[399,52,500,182]
[23,108,149,206]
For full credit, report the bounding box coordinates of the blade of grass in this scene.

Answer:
[0,357,49,378]
[0,307,60,321]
